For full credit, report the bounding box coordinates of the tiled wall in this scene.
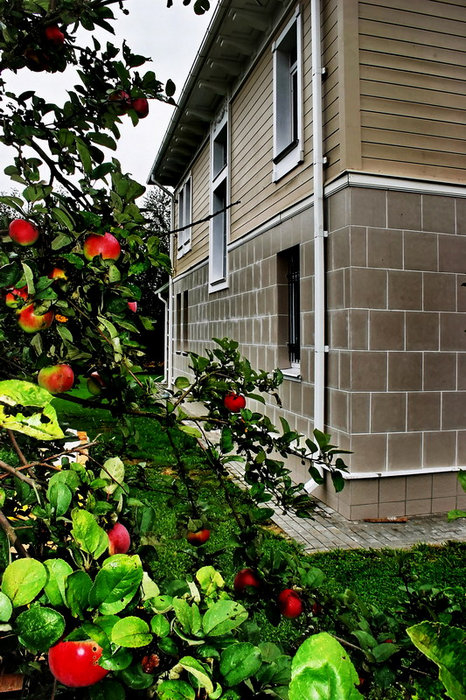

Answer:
[171,183,466,519]
[324,184,466,518]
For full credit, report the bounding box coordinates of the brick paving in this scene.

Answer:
[227,463,466,552]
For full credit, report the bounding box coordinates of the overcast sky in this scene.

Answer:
[0,0,216,192]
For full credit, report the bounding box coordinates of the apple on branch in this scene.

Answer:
[107,522,131,555]
[233,568,261,595]
[223,392,246,413]
[186,529,210,547]
[17,304,54,333]
[44,25,65,48]
[87,372,106,396]
[130,97,149,119]
[277,589,303,618]
[83,232,121,261]
[38,364,74,394]
[5,286,28,308]
[48,640,109,687]
[8,219,39,246]
[127,301,138,312]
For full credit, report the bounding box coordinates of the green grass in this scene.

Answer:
[51,399,466,699]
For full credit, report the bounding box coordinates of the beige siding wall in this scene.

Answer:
[359,0,466,183]
[230,1,314,243]
[174,142,210,277]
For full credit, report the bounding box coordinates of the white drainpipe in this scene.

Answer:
[311,0,326,434]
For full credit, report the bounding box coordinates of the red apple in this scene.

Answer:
[5,286,28,308]
[233,568,261,595]
[87,372,106,396]
[48,267,67,281]
[44,25,65,47]
[127,301,137,312]
[38,364,74,394]
[109,90,132,114]
[131,97,149,118]
[186,529,210,547]
[8,219,39,246]
[83,232,121,261]
[108,522,131,555]
[223,392,246,413]
[277,589,303,618]
[17,304,54,333]
[48,640,109,687]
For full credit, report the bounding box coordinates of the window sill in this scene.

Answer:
[281,367,302,381]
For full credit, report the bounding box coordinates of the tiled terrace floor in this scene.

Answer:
[228,464,466,552]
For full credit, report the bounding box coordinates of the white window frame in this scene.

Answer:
[272,6,303,182]
[209,110,229,292]
[176,175,192,258]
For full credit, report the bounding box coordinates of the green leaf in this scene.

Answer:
[331,470,345,493]
[44,559,73,607]
[179,656,213,695]
[51,207,75,231]
[100,456,126,495]
[202,600,248,637]
[157,680,196,700]
[89,132,117,150]
[372,642,399,663]
[289,633,363,700]
[100,646,133,671]
[1,558,47,607]
[457,470,466,493]
[111,616,152,648]
[16,606,65,653]
[220,642,262,687]
[118,662,154,689]
[48,481,72,518]
[173,598,202,637]
[65,571,93,619]
[71,508,109,558]
[407,622,466,700]
[196,567,224,597]
[448,510,466,522]
[89,679,126,700]
[150,614,170,637]
[178,424,203,439]
[175,376,190,390]
[0,592,13,622]
[89,554,143,615]
[0,380,65,440]
[76,138,93,174]
[51,232,73,250]
[0,262,22,288]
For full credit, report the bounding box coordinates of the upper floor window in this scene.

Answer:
[209,112,229,291]
[272,6,303,182]
[177,176,192,258]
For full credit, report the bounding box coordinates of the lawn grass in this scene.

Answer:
[51,396,466,699]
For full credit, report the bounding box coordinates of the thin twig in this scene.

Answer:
[0,459,42,489]
[0,510,30,558]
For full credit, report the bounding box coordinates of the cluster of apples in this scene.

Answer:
[109,90,150,119]
[24,23,65,72]
[233,568,304,618]
[6,220,136,331]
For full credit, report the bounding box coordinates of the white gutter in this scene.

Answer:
[311,0,326,434]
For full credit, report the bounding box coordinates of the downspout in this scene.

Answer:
[311,0,326,434]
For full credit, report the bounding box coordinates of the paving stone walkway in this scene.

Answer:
[227,464,466,552]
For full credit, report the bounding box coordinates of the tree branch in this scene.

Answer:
[0,510,30,558]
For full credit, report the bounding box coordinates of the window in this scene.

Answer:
[177,176,192,257]
[175,290,189,353]
[277,246,301,374]
[272,7,303,181]
[209,116,229,290]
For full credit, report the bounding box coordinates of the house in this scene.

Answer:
[148,0,466,520]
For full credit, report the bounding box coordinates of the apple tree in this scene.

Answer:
[0,1,367,698]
